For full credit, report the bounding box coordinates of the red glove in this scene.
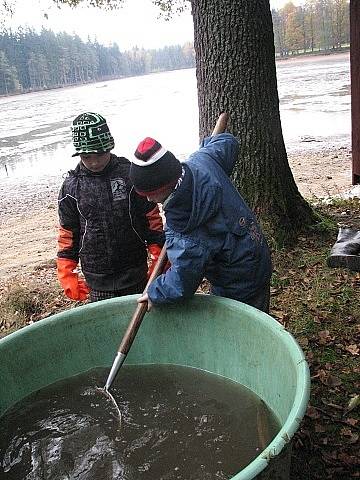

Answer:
[147,244,171,278]
[147,244,162,278]
[57,258,90,301]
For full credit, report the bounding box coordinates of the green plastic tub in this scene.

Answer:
[0,294,310,479]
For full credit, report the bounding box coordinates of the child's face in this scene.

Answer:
[80,152,111,172]
[145,187,173,204]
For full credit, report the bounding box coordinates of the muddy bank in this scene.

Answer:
[0,146,353,220]
[288,145,352,198]
[0,175,60,279]
[0,175,61,225]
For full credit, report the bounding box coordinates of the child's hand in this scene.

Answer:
[137,292,153,311]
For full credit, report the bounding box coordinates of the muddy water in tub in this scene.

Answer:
[0,365,280,479]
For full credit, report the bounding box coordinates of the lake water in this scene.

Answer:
[0,364,280,480]
[0,53,351,180]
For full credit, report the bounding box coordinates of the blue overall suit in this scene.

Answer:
[147,133,272,312]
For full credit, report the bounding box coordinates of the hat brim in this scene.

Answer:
[72,150,110,157]
[134,179,178,197]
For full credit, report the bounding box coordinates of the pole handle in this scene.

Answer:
[118,246,168,355]
[211,112,229,136]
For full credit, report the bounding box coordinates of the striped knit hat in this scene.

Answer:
[130,137,182,196]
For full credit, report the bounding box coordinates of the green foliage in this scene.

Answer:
[0,29,195,94]
[152,0,189,20]
[271,270,291,289]
[53,0,190,18]
[292,309,318,335]
[318,346,338,363]
[272,0,350,56]
[310,212,337,234]
[0,49,20,94]
[54,0,121,8]
[309,198,360,237]
[323,196,358,208]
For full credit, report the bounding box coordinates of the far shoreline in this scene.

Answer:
[0,50,349,100]
[0,66,195,100]
[275,48,349,65]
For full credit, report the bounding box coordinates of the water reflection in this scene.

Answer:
[0,365,280,480]
[0,54,351,179]
[0,69,199,180]
[1,143,75,179]
[276,53,351,149]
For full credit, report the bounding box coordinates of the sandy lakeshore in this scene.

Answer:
[0,144,355,281]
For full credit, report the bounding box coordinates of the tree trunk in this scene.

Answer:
[350,0,360,184]
[191,0,316,240]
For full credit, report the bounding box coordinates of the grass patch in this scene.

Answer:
[310,211,338,235]
[0,262,74,337]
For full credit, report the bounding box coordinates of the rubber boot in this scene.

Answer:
[327,228,360,272]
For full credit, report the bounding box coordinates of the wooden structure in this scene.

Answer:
[351,0,360,184]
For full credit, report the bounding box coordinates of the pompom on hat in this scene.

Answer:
[130,137,182,196]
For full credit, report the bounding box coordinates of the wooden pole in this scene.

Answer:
[105,113,230,391]
[117,113,229,358]
[350,0,360,184]
[211,113,229,136]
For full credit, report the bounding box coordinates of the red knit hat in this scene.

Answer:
[130,137,182,196]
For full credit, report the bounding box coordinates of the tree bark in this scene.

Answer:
[350,0,360,184]
[191,0,316,240]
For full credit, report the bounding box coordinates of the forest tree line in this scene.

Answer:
[0,28,195,95]
[0,0,350,96]
[272,0,350,56]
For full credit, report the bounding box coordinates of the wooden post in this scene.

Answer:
[351,0,360,184]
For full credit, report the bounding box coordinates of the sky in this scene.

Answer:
[4,0,305,50]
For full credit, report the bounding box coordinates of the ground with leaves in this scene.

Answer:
[270,199,360,479]
[0,196,359,478]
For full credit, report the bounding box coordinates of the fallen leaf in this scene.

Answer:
[348,433,359,444]
[315,423,326,433]
[337,452,359,465]
[306,351,314,363]
[345,344,359,355]
[318,370,342,387]
[340,427,353,437]
[344,394,360,415]
[298,337,309,348]
[322,450,338,464]
[318,330,333,344]
[306,405,320,419]
[326,375,342,387]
